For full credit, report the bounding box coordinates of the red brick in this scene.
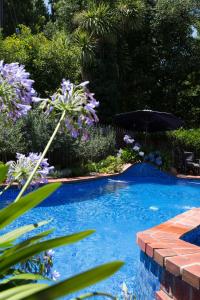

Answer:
[190,286,200,300]
[155,290,172,300]
[172,276,191,300]
[136,233,156,252]
[166,253,200,276]
[182,264,200,289]
[154,249,177,266]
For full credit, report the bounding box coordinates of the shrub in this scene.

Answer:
[74,126,116,163]
[87,155,123,174]
[168,129,200,154]
[0,110,116,170]
[119,148,139,163]
[0,116,26,161]
[0,26,81,96]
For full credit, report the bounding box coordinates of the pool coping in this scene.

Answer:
[0,163,133,187]
[137,208,200,294]
[1,163,200,186]
[48,163,132,183]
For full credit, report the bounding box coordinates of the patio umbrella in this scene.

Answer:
[115,110,184,132]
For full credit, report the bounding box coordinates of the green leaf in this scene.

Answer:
[0,230,95,273]
[0,284,48,300]
[23,261,124,300]
[0,220,50,247]
[0,183,61,229]
[2,229,54,257]
[0,273,49,285]
[0,165,8,184]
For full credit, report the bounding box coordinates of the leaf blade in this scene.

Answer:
[0,165,8,184]
[0,284,48,300]
[23,261,124,300]
[0,230,95,273]
[0,220,50,246]
[0,183,61,229]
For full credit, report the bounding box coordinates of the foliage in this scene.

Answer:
[159,150,173,171]
[1,1,200,126]
[0,26,81,96]
[0,110,116,170]
[168,128,200,154]
[0,116,25,161]
[119,148,139,164]
[74,126,116,163]
[87,155,123,174]
[53,0,200,125]
[2,0,49,36]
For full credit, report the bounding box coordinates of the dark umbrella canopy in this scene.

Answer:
[115,110,184,132]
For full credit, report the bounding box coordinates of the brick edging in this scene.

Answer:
[137,208,200,298]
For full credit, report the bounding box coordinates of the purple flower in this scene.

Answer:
[0,61,35,120]
[46,249,55,257]
[52,270,60,281]
[124,135,134,144]
[6,152,54,187]
[133,145,140,151]
[33,80,99,139]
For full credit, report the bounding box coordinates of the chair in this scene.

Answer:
[183,151,200,175]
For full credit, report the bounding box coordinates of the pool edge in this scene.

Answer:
[137,208,200,299]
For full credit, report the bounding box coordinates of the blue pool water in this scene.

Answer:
[1,163,200,299]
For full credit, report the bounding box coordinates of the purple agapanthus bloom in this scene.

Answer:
[33,79,99,140]
[0,61,35,120]
[20,249,60,281]
[124,135,135,144]
[6,152,54,187]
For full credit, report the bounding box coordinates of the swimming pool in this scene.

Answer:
[1,163,200,299]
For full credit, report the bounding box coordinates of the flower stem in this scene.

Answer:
[71,292,117,300]
[14,111,66,202]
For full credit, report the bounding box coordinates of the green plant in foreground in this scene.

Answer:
[0,165,123,300]
[0,63,124,299]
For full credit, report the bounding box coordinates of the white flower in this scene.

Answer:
[52,270,60,281]
[121,282,128,294]
[46,249,55,257]
[133,145,140,151]
[139,151,144,157]
[117,148,123,157]
[123,135,134,144]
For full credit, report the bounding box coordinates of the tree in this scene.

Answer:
[2,0,49,36]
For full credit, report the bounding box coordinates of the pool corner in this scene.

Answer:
[137,208,200,300]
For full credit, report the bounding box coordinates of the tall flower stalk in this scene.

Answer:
[15,80,99,201]
[14,111,66,201]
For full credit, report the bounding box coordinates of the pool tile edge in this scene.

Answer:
[137,209,200,299]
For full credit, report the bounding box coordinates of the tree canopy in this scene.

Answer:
[1,0,200,127]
